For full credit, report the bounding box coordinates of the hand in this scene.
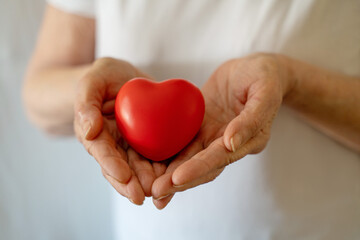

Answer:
[151,53,295,209]
[74,57,167,205]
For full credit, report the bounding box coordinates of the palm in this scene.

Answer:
[152,56,285,209]
[99,112,168,204]
[151,64,245,209]
[101,76,240,207]
[74,57,167,205]
[201,76,245,147]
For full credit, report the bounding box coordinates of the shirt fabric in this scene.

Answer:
[47,0,360,239]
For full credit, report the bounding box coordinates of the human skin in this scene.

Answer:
[23,6,360,208]
[23,6,165,205]
[151,54,360,209]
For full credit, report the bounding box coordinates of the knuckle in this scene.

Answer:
[95,57,116,66]
[251,52,277,66]
[249,116,263,136]
[198,157,213,174]
[228,152,242,164]
[91,139,114,157]
[251,141,267,154]
[248,134,269,154]
[85,140,96,156]
[86,137,112,157]
[96,57,131,72]
[222,58,238,68]
[205,168,223,184]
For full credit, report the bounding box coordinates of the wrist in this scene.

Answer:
[272,54,298,101]
[245,52,297,100]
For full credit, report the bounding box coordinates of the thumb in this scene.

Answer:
[223,108,260,153]
[223,97,278,153]
[74,72,107,140]
[76,103,103,140]
[74,58,152,140]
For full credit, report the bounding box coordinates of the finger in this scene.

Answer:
[152,162,167,178]
[102,169,145,205]
[128,148,156,197]
[172,136,265,188]
[172,167,224,192]
[74,60,132,140]
[74,73,107,140]
[223,84,281,152]
[151,139,203,199]
[75,102,104,141]
[74,58,153,140]
[102,100,115,115]
[153,162,224,200]
[152,167,223,204]
[152,193,174,210]
[82,125,132,183]
[165,138,204,174]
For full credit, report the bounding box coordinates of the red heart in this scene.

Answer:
[115,78,205,161]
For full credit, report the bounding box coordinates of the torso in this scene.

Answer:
[95,1,360,239]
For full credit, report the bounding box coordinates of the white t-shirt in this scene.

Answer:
[48,0,360,239]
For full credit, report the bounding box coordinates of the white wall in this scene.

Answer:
[0,1,113,239]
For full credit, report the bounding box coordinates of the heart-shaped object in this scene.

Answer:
[115,78,205,161]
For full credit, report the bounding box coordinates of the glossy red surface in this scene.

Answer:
[115,78,205,161]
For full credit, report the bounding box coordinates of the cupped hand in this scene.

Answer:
[151,53,295,209]
[74,57,166,205]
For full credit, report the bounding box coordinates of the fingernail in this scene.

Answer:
[230,137,236,153]
[173,183,186,188]
[83,120,91,138]
[154,194,171,201]
[129,198,143,206]
[231,134,242,152]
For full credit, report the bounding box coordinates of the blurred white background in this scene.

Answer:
[0,1,113,239]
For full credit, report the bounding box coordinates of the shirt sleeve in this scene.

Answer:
[46,0,95,18]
